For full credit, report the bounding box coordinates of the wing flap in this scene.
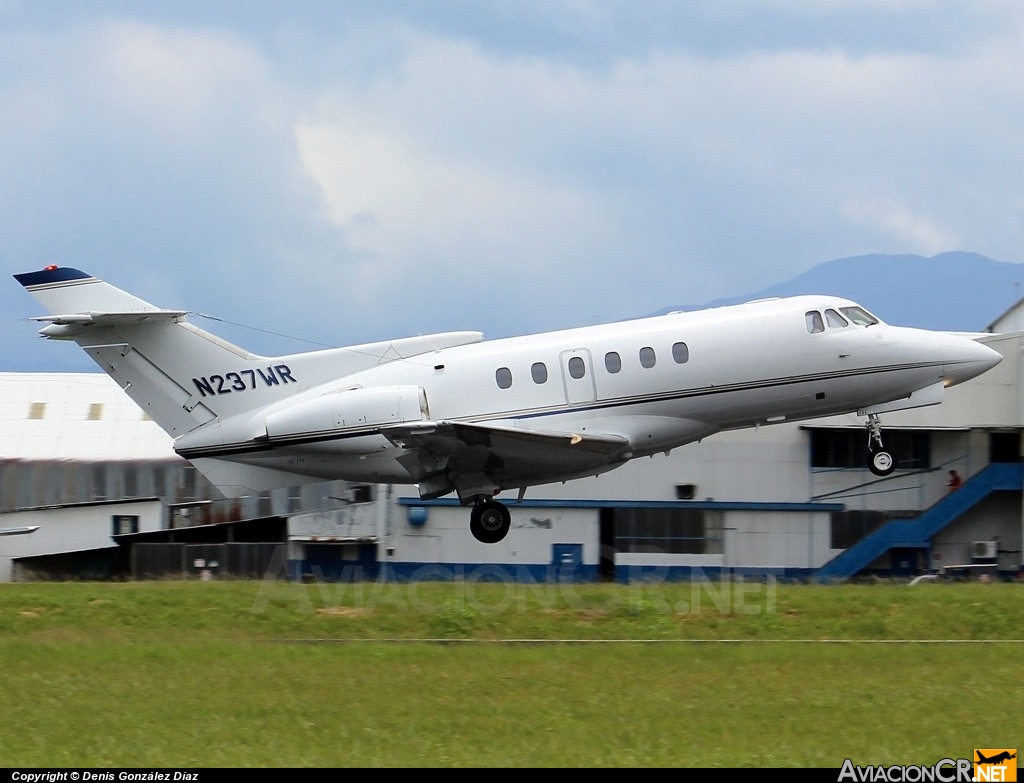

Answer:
[382,420,631,497]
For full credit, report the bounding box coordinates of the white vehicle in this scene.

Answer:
[15,266,1002,544]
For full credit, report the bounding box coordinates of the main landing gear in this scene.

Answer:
[469,498,511,544]
[866,414,897,477]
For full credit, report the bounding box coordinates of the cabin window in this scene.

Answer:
[672,342,689,364]
[567,356,586,379]
[495,367,513,389]
[639,347,656,368]
[605,352,621,374]
[805,311,825,334]
[531,362,548,384]
[825,309,848,328]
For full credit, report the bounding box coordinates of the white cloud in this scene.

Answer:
[295,122,609,280]
[97,22,271,128]
[4,4,1024,370]
[842,198,959,254]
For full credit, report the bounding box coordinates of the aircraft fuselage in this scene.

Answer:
[175,295,999,492]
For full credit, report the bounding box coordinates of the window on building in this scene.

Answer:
[87,403,104,421]
[495,367,513,389]
[112,515,139,536]
[351,484,373,503]
[830,509,916,550]
[605,352,621,374]
[28,402,46,420]
[288,484,303,514]
[124,466,138,497]
[92,464,108,500]
[809,429,931,470]
[614,507,723,554]
[531,362,548,384]
[181,464,198,501]
[672,342,689,364]
[639,347,656,368]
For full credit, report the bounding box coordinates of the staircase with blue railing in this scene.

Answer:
[813,462,1022,582]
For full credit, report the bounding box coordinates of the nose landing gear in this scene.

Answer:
[866,414,897,476]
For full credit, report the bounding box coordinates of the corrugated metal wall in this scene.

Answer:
[0,457,354,522]
[0,458,206,513]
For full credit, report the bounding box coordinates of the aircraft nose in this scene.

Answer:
[942,335,1002,386]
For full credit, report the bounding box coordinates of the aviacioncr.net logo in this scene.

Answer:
[838,758,973,782]
[973,749,1017,782]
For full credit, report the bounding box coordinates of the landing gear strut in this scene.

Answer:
[866,414,897,477]
[469,499,511,544]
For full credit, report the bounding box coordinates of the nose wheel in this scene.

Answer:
[866,414,897,476]
[868,445,896,476]
[470,499,511,544]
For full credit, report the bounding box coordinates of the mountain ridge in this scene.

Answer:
[662,251,1024,331]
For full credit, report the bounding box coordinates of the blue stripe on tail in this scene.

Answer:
[14,267,93,287]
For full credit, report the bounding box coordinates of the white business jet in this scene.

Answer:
[15,266,1001,544]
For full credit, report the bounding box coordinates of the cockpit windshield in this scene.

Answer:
[839,306,879,326]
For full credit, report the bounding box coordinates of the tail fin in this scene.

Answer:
[15,266,278,437]
[17,265,486,450]
[14,266,168,315]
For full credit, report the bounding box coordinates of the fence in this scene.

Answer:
[131,542,281,580]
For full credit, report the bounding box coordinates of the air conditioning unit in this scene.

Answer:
[970,540,998,560]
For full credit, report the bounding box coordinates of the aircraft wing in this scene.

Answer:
[382,420,631,498]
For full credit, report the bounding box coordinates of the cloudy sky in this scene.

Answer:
[3,1,1024,371]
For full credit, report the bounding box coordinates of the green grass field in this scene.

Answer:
[1,579,1021,767]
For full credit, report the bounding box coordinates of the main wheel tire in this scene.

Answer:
[868,448,897,477]
[470,500,511,544]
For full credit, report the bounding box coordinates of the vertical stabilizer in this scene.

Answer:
[14,266,164,314]
[15,266,271,437]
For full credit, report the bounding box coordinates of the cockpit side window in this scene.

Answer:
[825,309,849,328]
[805,310,825,334]
[839,306,879,326]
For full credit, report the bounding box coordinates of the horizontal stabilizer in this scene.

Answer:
[31,311,187,324]
[32,310,188,338]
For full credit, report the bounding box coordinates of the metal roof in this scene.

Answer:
[0,372,175,461]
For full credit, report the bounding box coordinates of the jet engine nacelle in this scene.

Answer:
[265,385,428,440]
